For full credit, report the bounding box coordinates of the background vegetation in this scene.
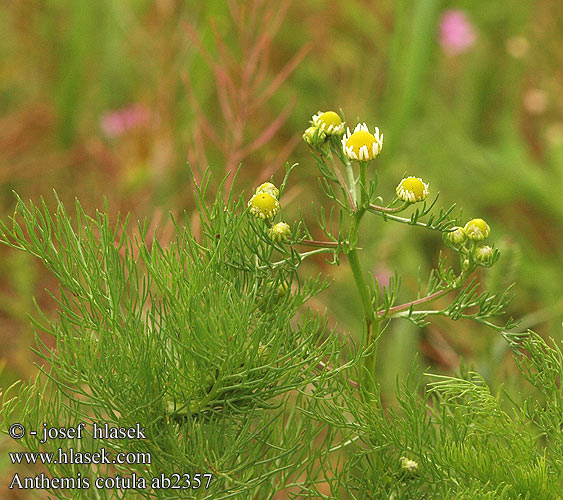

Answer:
[1,0,562,497]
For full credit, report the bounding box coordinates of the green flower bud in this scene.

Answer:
[268,222,291,243]
[400,456,418,475]
[474,245,496,266]
[462,258,471,272]
[276,281,290,299]
[444,226,466,247]
[302,126,327,145]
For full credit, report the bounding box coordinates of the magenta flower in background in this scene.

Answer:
[100,104,150,138]
[439,10,477,56]
[374,266,393,290]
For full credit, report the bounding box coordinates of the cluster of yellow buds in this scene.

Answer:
[444,217,497,268]
[300,110,498,272]
[466,220,496,264]
[247,182,291,244]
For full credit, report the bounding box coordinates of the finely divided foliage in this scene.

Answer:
[0,112,561,498]
[0,184,344,499]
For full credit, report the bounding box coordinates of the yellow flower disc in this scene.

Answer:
[312,111,345,135]
[342,123,383,161]
[396,177,429,203]
[248,192,280,219]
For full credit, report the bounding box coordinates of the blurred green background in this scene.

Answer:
[1,0,562,496]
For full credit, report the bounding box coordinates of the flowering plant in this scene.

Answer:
[1,111,561,499]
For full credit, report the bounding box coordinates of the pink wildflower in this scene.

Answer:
[100,104,150,138]
[374,266,393,290]
[439,10,477,56]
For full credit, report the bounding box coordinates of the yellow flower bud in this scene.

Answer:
[464,218,490,241]
[443,226,466,247]
[474,245,496,266]
[268,222,291,243]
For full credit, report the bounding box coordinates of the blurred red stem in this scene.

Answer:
[298,239,339,248]
[378,288,451,317]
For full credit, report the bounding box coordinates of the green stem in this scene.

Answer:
[347,229,379,386]
[347,248,374,328]
[365,318,381,385]
[345,162,380,389]
[265,248,333,269]
[331,159,356,211]
[345,161,357,206]
[358,162,367,211]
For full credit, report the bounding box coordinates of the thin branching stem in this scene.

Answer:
[378,288,452,318]
[317,360,358,389]
[345,162,357,207]
[297,239,340,249]
[263,248,334,269]
[332,159,356,212]
[369,202,409,213]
